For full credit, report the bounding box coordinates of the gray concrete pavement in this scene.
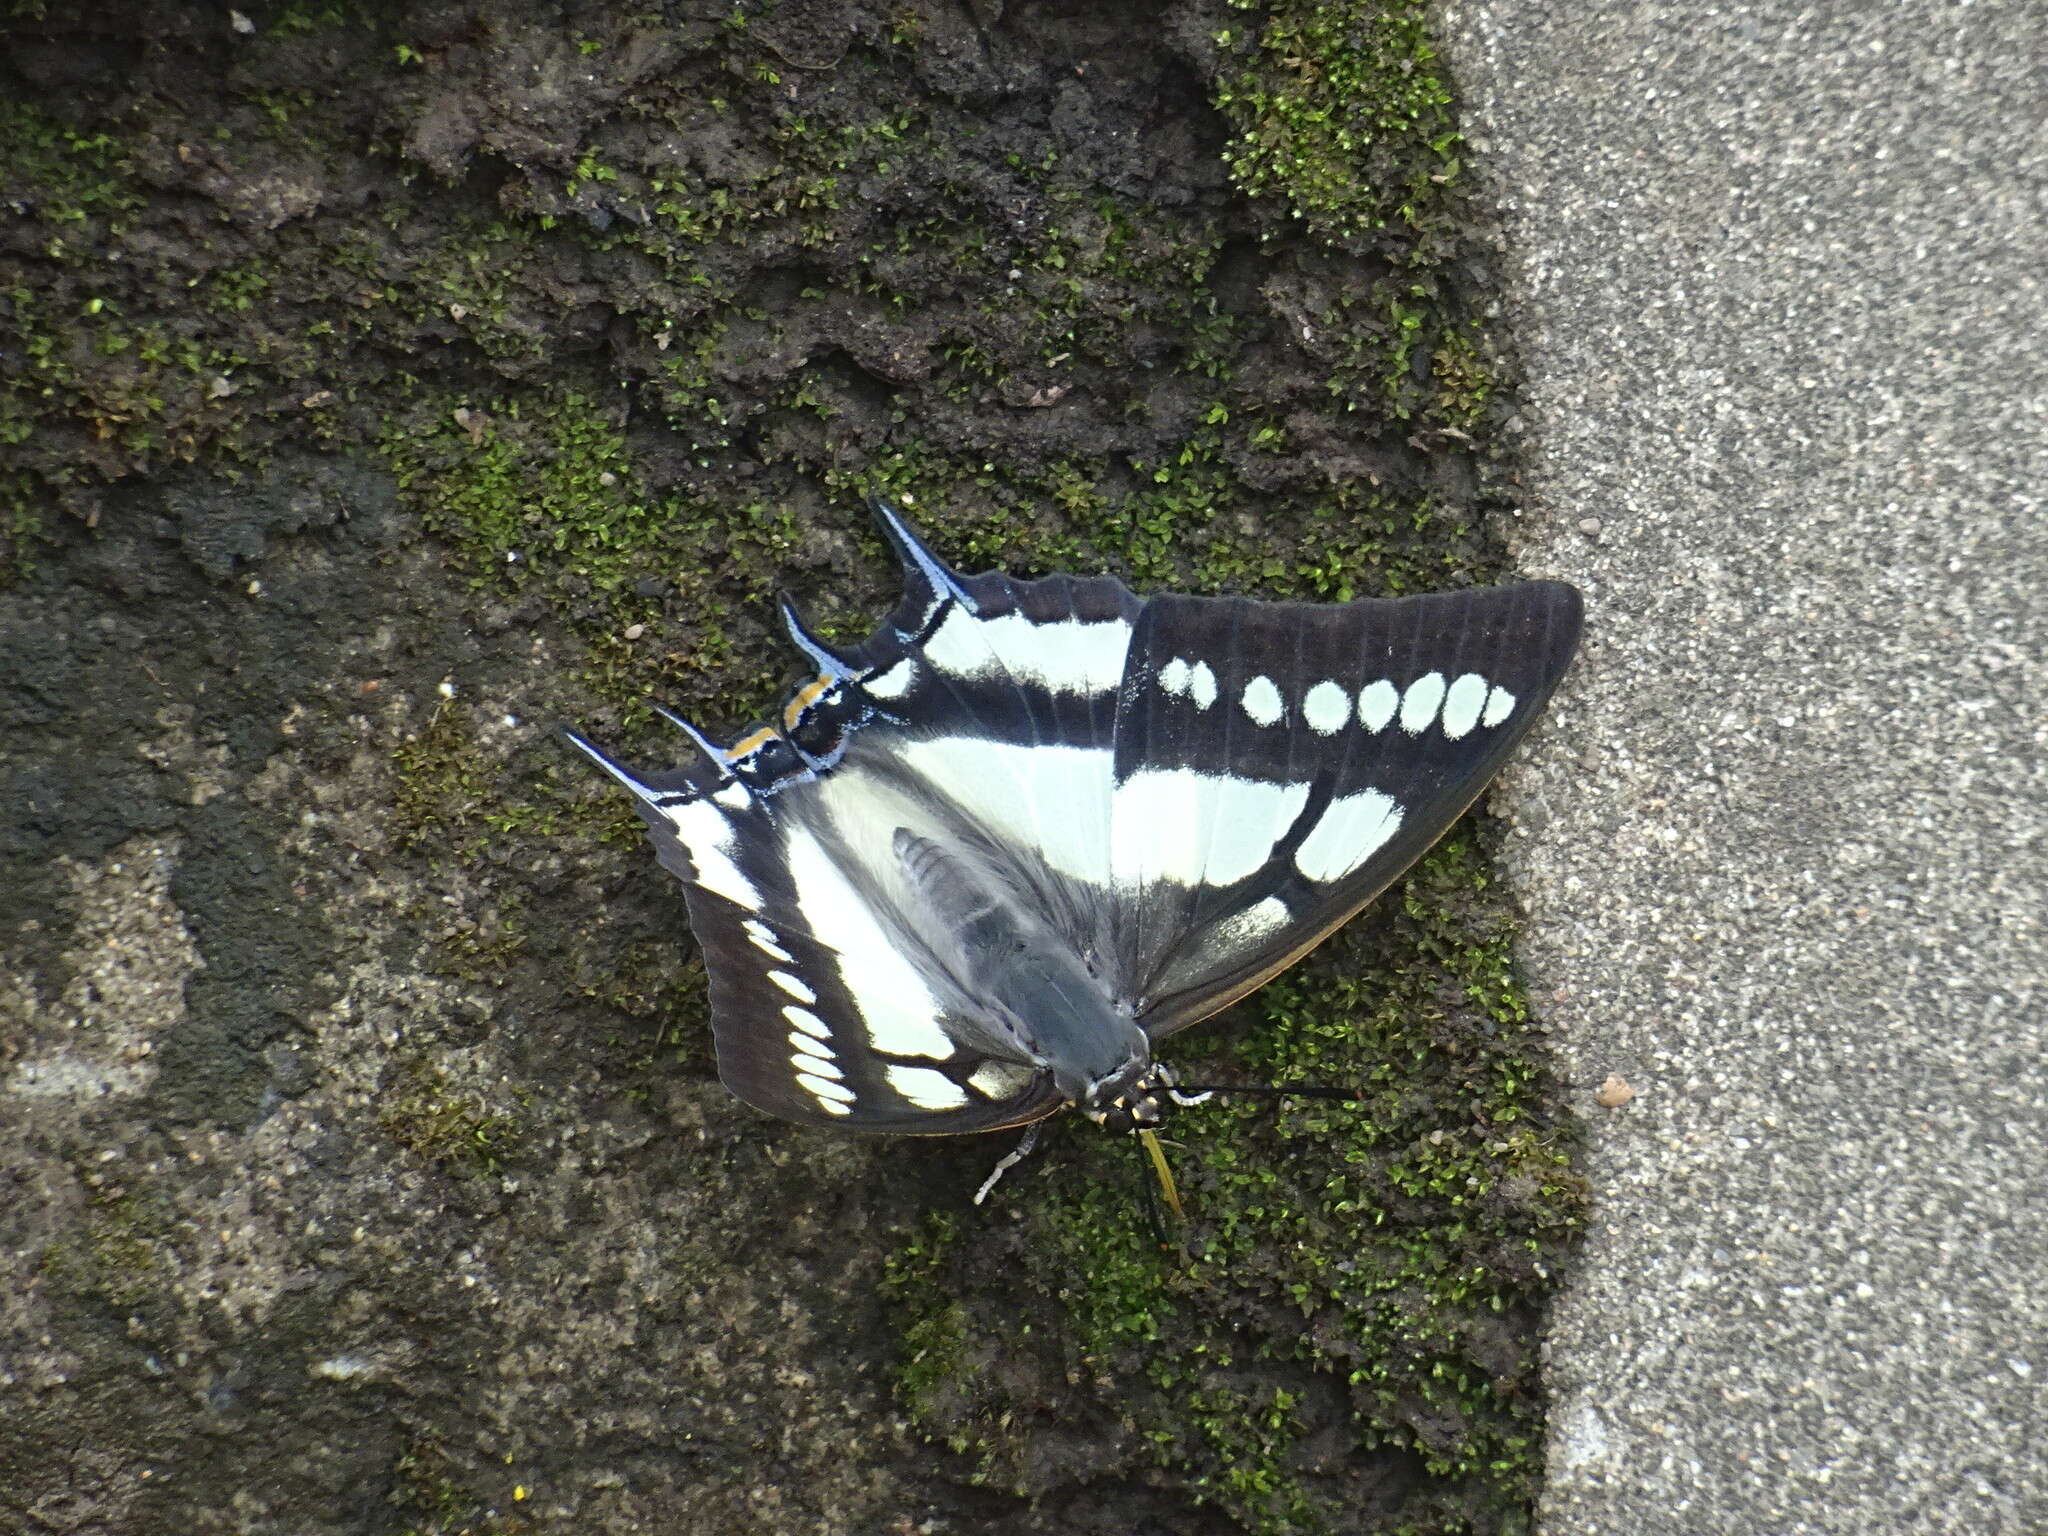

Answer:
[1431,3,2047,1532]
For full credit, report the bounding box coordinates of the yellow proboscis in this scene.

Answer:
[1138,1128,1184,1221]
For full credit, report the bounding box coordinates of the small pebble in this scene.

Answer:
[1595,1074,1635,1108]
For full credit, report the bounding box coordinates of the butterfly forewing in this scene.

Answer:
[1105,581,1584,1034]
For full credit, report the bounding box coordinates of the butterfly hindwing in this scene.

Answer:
[567,734,1069,1134]
[686,879,1065,1135]
[817,513,1142,897]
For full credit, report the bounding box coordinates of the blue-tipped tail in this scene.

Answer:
[560,727,662,806]
[869,497,975,615]
[776,591,854,678]
[650,706,734,776]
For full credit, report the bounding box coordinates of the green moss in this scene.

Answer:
[880,1212,973,1437]
[379,387,808,724]
[391,1440,533,1536]
[380,1056,524,1176]
[37,1189,175,1312]
[884,819,1583,1533]
[0,103,143,231]
[391,701,492,853]
[0,469,44,588]
[1430,320,1496,432]
[207,262,273,316]
[1212,0,1460,246]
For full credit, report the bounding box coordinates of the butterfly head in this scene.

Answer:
[1079,1064,1176,1135]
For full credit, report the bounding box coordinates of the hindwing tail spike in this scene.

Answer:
[651,706,736,777]
[777,591,855,678]
[870,497,978,618]
[560,728,659,803]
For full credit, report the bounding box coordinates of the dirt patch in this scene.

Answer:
[1,3,1581,1533]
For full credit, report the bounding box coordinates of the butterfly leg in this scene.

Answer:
[972,1121,1045,1205]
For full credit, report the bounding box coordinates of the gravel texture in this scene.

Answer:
[1433,3,2047,1532]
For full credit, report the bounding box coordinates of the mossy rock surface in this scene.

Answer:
[0,3,1582,1533]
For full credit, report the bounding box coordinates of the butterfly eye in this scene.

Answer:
[1093,1101,1136,1135]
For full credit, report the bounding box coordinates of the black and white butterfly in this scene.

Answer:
[567,502,1582,1142]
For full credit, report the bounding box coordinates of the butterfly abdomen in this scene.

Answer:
[894,827,1148,1107]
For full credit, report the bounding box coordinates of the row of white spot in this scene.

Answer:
[1160,659,1517,741]
[771,965,974,1114]
[744,915,1028,1116]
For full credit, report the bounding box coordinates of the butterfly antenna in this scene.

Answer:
[1170,1083,1368,1104]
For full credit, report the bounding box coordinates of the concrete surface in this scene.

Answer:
[1431,3,2047,1533]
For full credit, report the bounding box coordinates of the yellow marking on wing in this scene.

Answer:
[727,727,777,760]
[782,675,834,731]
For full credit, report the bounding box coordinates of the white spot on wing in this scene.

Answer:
[1189,661,1218,710]
[1440,673,1490,739]
[864,657,919,699]
[894,738,1115,886]
[919,605,1131,694]
[917,605,989,679]
[1158,657,1191,696]
[782,827,955,1059]
[1293,791,1405,882]
[744,919,793,963]
[1302,680,1350,735]
[1399,672,1447,735]
[797,1071,855,1108]
[1212,894,1292,954]
[1113,768,1310,888]
[784,1005,830,1040]
[712,783,752,810]
[768,970,817,1004]
[1481,685,1518,728]
[1241,675,1285,727]
[968,1062,1036,1098]
[655,799,759,909]
[1357,679,1399,732]
[886,1064,969,1111]
[790,1042,840,1076]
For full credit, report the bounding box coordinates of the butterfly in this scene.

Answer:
[567,502,1582,1143]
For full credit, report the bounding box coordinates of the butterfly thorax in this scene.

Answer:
[896,827,1151,1117]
